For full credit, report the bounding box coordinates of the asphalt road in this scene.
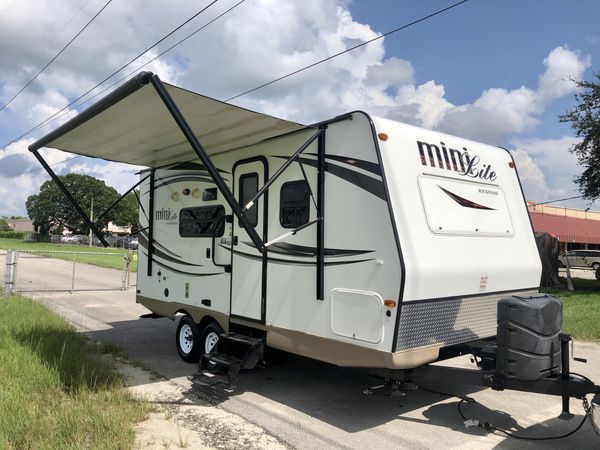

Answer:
[3,251,600,449]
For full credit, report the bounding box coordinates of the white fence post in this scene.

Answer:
[4,249,16,297]
[71,252,76,291]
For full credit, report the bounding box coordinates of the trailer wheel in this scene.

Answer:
[200,322,223,355]
[592,262,600,271]
[176,315,201,363]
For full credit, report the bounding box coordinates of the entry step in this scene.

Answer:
[220,332,264,347]
[203,352,242,367]
[191,372,232,388]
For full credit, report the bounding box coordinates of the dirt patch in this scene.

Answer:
[115,361,288,450]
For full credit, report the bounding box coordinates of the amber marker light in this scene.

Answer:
[384,299,396,308]
[378,132,388,141]
[509,161,515,168]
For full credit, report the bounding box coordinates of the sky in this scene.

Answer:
[0,0,599,217]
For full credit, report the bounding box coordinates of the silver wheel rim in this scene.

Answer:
[205,331,219,353]
[179,324,194,354]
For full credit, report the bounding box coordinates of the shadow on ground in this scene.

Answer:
[84,316,598,447]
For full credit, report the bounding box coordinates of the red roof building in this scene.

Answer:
[528,203,600,251]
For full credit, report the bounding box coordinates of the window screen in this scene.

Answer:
[280,180,310,228]
[239,173,259,227]
[179,205,225,237]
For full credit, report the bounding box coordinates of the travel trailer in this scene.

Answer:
[29,72,599,432]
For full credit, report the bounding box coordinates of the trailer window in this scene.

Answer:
[239,173,259,227]
[202,188,217,201]
[418,174,513,237]
[280,180,310,228]
[179,205,225,237]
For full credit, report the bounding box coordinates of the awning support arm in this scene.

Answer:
[133,188,147,221]
[297,156,317,210]
[30,149,108,247]
[242,128,323,213]
[149,74,267,253]
[97,175,148,221]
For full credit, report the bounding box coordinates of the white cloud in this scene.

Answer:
[511,148,557,202]
[536,46,591,106]
[436,45,591,144]
[509,135,583,207]
[0,1,594,216]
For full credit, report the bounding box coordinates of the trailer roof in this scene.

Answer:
[29,72,305,168]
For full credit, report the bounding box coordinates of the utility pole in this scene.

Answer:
[88,197,94,247]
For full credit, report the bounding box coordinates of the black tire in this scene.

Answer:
[558,260,564,268]
[176,315,201,363]
[200,321,223,356]
[592,262,600,271]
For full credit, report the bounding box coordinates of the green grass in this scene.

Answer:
[542,278,600,342]
[0,294,149,449]
[0,238,137,272]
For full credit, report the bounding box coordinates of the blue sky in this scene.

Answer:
[351,0,599,113]
[0,0,598,215]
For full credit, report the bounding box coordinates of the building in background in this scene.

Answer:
[6,218,34,232]
[528,202,600,253]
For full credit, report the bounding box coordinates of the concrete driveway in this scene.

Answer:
[3,248,598,448]
[23,283,600,450]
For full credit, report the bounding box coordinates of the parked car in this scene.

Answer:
[61,234,87,244]
[114,235,138,249]
[558,249,600,270]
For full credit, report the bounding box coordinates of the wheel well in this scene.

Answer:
[175,308,190,318]
[174,309,220,330]
[198,315,219,330]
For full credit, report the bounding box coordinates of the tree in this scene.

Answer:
[559,72,600,199]
[112,191,140,233]
[26,174,138,235]
[0,218,12,231]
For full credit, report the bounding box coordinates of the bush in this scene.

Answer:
[0,231,24,239]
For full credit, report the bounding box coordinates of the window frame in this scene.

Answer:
[178,205,225,238]
[279,180,310,229]
[238,172,259,227]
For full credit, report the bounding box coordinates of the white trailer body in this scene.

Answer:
[28,72,541,370]
[135,112,540,370]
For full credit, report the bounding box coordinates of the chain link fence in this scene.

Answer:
[3,249,135,295]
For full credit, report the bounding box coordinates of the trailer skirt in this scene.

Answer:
[395,289,538,351]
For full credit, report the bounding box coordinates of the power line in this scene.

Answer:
[21,0,246,140]
[226,0,471,101]
[0,0,113,113]
[1,0,464,175]
[0,0,224,153]
[0,0,245,181]
[47,0,94,48]
[535,195,583,205]
[0,155,81,179]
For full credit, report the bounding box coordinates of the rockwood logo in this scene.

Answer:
[417,140,497,181]
[155,208,178,221]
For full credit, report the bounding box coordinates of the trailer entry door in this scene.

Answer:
[230,158,268,323]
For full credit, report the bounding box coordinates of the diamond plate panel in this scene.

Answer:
[396,290,537,351]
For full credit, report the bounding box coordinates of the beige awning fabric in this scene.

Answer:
[31,79,305,168]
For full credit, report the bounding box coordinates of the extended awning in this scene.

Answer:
[28,72,314,255]
[29,72,305,167]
